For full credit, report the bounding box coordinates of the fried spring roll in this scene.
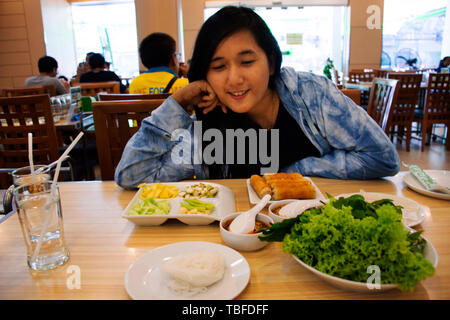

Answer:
[270,181,316,200]
[250,175,272,199]
[263,172,304,182]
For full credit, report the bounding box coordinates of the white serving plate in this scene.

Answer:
[403,170,450,201]
[292,233,438,293]
[246,176,325,205]
[335,192,426,228]
[121,182,235,226]
[124,241,250,300]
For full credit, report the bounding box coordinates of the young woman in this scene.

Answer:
[115,6,399,189]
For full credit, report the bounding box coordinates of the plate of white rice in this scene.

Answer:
[124,241,250,300]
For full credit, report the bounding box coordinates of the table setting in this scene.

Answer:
[0,160,449,300]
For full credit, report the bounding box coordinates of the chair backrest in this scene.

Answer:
[80,82,120,96]
[331,69,342,89]
[92,99,165,180]
[348,69,376,83]
[340,89,361,105]
[387,73,423,126]
[1,85,56,97]
[367,78,400,134]
[375,69,390,78]
[97,92,170,101]
[0,94,60,187]
[423,73,450,125]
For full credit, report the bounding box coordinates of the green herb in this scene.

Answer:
[259,194,435,291]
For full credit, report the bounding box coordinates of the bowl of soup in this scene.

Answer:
[219,212,273,252]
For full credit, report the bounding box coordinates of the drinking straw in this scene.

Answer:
[30,131,84,263]
[28,133,36,184]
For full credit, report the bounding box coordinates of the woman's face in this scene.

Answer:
[206,29,273,114]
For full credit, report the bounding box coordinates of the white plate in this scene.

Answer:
[246,177,325,205]
[121,182,235,226]
[124,241,250,300]
[403,170,450,201]
[335,192,426,227]
[292,233,438,293]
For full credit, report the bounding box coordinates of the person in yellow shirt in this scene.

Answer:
[130,33,189,94]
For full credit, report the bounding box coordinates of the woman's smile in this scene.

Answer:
[228,89,250,99]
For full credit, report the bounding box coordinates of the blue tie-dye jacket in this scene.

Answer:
[115,67,400,189]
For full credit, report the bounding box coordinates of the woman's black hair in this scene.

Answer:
[187,6,283,179]
[188,6,282,92]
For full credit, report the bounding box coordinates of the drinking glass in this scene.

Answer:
[13,182,69,271]
[1,165,51,215]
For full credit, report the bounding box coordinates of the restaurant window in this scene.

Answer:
[382,0,447,70]
[204,3,350,76]
[71,1,139,78]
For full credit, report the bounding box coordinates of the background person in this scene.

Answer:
[24,56,69,95]
[115,6,399,189]
[129,33,189,95]
[436,56,450,73]
[71,52,94,85]
[79,53,127,93]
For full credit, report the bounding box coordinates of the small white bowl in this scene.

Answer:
[220,212,273,252]
[269,199,324,223]
[268,200,296,223]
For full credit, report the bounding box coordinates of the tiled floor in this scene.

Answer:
[394,129,449,171]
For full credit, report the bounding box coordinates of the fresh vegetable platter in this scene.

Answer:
[121,182,235,226]
[259,194,438,292]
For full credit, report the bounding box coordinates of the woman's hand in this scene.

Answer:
[172,80,227,115]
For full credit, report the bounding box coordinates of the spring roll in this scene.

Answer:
[270,180,316,200]
[250,175,272,199]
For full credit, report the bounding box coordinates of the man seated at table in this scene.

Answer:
[24,56,69,95]
[79,53,127,93]
[129,33,189,95]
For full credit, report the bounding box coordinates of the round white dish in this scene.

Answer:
[220,213,273,251]
[335,192,426,227]
[291,234,438,293]
[403,170,450,201]
[124,241,250,300]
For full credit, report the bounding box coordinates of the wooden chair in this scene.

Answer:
[1,85,56,97]
[418,73,450,151]
[340,89,361,105]
[367,78,400,135]
[348,69,376,83]
[375,69,390,78]
[331,69,342,89]
[79,82,120,97]
[386,73,423,151]
[92,99,165,180]
[97,92,170,101]
[0,94,60,188]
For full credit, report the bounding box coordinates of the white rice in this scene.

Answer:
[162,252,225,296]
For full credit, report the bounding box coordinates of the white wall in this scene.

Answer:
[40,0,77,79]
[441,0,450,57]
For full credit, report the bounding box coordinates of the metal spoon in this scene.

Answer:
[229,194,271,234]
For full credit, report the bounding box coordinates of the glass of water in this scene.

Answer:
[13,181,69,271]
